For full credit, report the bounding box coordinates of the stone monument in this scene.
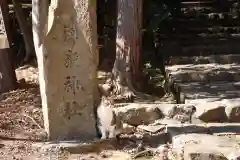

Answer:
[35,0,98,140]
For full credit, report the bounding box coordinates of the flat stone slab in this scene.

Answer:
[180,81,240,103]
[168,54,240,65]
[34,138,119,153]
[166,63,240,82]
[114,103,164,126]
[169,133,240,160]
[204,123,240,134]
[170,80,240,122]
[177,81,240,122]
[33,140,132,160]
[137,124,166,133]
[166,123,240,137]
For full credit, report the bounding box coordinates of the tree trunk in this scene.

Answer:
[97,0,117,72]
[0,49,17,93]
[12,0,36,63]
[0,0,17,93]
[112,0,143,98]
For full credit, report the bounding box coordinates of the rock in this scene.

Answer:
[140,132,170,147]
[158,104,195,117]
[194,102,227,122]
[15,66,39,83]
[157,104,178,117]
[158,104,196,123]
[114,104,163,126]
[227,151,240,160]
[121,123,135,134]
[137,124,165,133]
[170,105,196,123]
[170,134,240,160]
[156,144,170,160]
[223,99,240,122]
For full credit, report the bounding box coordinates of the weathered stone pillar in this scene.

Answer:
[0,0,17,93]
[36,0,99,140]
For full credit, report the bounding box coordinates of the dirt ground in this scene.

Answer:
[0,64,48,159]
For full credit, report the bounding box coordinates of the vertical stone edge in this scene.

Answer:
[89,0,101,137]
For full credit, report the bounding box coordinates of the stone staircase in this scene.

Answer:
[166,54,240,122]
[36,55,240,160]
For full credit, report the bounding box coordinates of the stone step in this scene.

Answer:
[114,100,240,124]
[166,123,240,138]
[170,133,240,160]
[180,81,240,104]
[167,54,240,65]
[178,81,240,122]
[166,63,240,82]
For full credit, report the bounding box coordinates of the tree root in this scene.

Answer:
[111,82,134,103]
[98,71,163,103]
[109,80,160,103]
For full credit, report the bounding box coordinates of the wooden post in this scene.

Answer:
[0,0,17,93]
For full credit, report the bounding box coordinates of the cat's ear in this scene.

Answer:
[98,84,111,97]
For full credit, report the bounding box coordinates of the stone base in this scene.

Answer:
[34,138,118,154]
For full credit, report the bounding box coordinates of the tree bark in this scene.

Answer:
[97,0,117,72]
[112,0,143,98]
[0,49,17,93]
[12,0,36,63]
[0,0,17,93]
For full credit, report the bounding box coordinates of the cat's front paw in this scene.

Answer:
[108,133,116,139]
[101,135,107,140]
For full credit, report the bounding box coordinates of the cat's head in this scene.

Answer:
[101,96,114,106]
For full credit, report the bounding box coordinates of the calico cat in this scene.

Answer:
[96,96,122,139]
